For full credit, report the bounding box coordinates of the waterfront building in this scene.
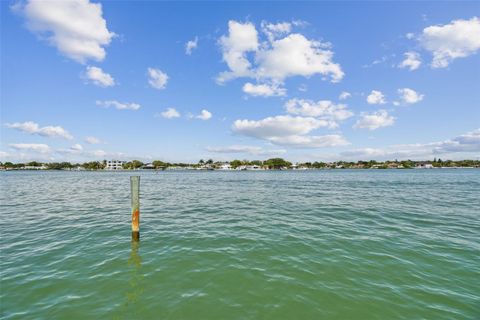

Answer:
[105,160,125,170]
[142,163,155,170]
[217,163,232,170]
[415,163,434,169]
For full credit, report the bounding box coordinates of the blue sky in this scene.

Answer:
[1,1,479,163]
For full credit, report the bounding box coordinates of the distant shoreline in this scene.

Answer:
[2,167,479,172]
[1,158,479,171]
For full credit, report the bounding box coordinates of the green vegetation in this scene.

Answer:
[1,158,479,171]
[81,161,105,170]
[264,158,292,169]
[122,160,143,170]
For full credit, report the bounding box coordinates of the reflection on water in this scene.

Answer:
[113,240,143,319]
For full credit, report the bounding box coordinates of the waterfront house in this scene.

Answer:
[22,165,48,170]
[415,163,434,169]
[141,163,156,170]
[217,163,232,170]
[105,160,125,170]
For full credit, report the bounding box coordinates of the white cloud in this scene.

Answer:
[16,0,115,63]
[341,128,480,160]
[366,90,387,105]
[397,88,424,105]
[354,110,395,130]
[206,145,286,156]
[85,66,115,87]
[96,100,140,110]
[3,142,137,162]
[9,143,51,154]
[232,115,348,148]
[285,98,353,125]
[196,109,212,120]
[159,108,180,119]
[261,21,292,42]
[398,51,422,71]
[268,134,349,148]
[405,32,415,39]
[70,143,83,151]
[5,121,73,139]
[339,91,351,100]
[433,128,480,153]
[217,20,344,91]
[218,20,259,83]
[147,68,168,90]
[242,82,286,97]
[185,36,198,55]
[85,136,101,144]
[255,33,344,82]
[233,115,329,138]
[420,17,480,68]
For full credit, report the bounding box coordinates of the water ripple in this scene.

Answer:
[1,170,479,319]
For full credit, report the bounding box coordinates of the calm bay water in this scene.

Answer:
[0,170,479,319]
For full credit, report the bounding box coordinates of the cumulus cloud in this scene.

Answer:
[217,20,344,94]
[9,143,51,154]
[85,66,115,87]
[398,51,422,71]
[196,109,212,120]
[397,88,424,105]
[354,110,395,130]
[206,145,286,156]
[15,0,115,63]
[96,100,140,110]
[85,136,101,144]
[233,115,329,138]
[242,82,286,97]
[218,20,259,83]
[5,121,73,139]
[185,36,198,55]
[261,21,292,42]
[285,98,353,126]
[420,17,480,68]
[255,33,344,82]
[158,108,180,119]
[339,91,351,100]
[147,68,168,89]
[366,90,387,105]
[232,115,348,148]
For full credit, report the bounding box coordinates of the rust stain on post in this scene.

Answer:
[131,176,140,241]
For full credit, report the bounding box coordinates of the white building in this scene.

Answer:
[105,160,125,170]
[415,163,434,169]
[217,163,232,170]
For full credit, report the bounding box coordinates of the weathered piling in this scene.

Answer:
[130,176,140,241]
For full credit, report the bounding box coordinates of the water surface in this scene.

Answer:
[1,170,479,319]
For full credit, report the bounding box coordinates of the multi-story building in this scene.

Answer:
[105,160,126,170]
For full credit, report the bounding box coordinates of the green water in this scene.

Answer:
[1,170,479,319]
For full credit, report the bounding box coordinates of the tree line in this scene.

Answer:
[1,158,479,170]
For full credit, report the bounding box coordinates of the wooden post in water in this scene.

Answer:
[130,176,140,241]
